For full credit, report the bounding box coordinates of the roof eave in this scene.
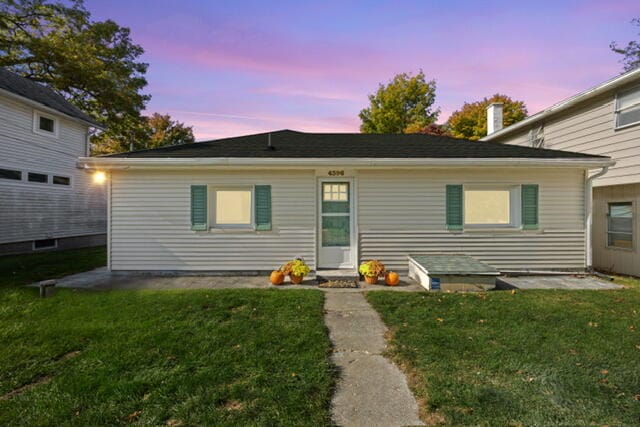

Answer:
[481,67,640,141]
[77,156,615,170]
[0,87,104,129]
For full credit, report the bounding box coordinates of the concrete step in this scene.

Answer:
[316,269,359,282]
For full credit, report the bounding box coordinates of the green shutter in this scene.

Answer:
[190,185,208,231]
[255,185,272,231]
[521,184,539,230]
[446,184,463,231]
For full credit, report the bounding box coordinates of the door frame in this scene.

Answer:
[316,177,357,269]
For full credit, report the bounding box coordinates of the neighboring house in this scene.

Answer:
[78,130,611,274]
[0,68,106,254]
[482,68,640,276]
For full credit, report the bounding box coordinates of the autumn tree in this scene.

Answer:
[446,94,527,140]
[0,0,150,151]
[359,70,439,133]
[415,123,450,136]
[611,18,640,72]
[92,113,195,154]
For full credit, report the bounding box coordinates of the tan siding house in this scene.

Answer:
[482,68,640,276]
[79,130,610,275]
[0,69,106,254]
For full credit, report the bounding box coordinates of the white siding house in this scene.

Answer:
[79,130,611,274]
[0,69,106,254]
[482,68,640,276]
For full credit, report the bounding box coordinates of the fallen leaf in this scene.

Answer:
[511,290,517,295]
[477,319,486,324]
[436,318,445,323]
[127,410,142,423]
[569,349,578,355]
[630,325,636,332]
[634,394,640,401]
[588,322,599,328]
[143,393,151,401]
[165,419,183,427]
[291,372,297,377]
[600,369,609,375]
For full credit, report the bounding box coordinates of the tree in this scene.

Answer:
[0,0,150,151]
[414,123,450,136]
[92,113,195,154]
[446,94,527,140]
[359,70,439,133]
[610,18,640,72]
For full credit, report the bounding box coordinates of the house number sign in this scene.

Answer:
[328,170,344,176]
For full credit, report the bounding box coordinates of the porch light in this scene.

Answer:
[93,171,106,184]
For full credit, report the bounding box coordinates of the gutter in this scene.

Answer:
[585,166,610,270]
[77,156,615,171]
[481,67,640,142]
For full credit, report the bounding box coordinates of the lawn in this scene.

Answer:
[368,283,640,426]
[0,286,334,425]
[0,246,106,288]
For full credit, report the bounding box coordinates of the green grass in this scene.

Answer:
[368,285,640,426]
[0,288,334,426]
[0,246,106,288]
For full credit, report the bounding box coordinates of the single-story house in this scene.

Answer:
[482,67,640,276]
[77,130,612,274]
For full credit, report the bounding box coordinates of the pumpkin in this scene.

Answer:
[385,271,400,286]
[270,270,285,285]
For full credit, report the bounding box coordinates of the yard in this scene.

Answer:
[0,249,334,426]
[368,282,640,426]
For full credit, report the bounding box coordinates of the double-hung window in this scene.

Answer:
[615,87,640,129]
[33,110,59,137]
[463,186,520,228]
[607,202,633,249]
[211,187,254,228]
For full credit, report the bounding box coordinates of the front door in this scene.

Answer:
[318,180,354,268]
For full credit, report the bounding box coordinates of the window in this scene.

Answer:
[212,188,253,228]
[33,238,57,250]
[33,111,58,137]
[615,87,640,129]
[607,202,633,249]
[28,172,48,183]
[463,186,520,227]
[0,168,22,180]
[52,176,70,186]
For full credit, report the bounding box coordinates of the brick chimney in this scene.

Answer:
[486,103,504,135]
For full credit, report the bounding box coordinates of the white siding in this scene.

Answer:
[109,169,316,271]
[358,168,586,272]
[0,94,106,244]
[493,83,640,187]
[592,183,640,276]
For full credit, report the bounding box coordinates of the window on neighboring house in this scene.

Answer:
[464,186,520,227]
[0,168,22,180]
[28,172,48,183]
[607,202,633,249]
[33,111,58,137]
[211,187,253,228]
[52,175,70,186]
[615,87,640,129]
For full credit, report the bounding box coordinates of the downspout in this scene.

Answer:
[585,166,609,271]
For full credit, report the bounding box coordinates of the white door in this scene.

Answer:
[318,180,354,268]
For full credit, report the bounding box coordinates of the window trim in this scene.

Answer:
[209,186,255,229]
[606,200,634,251]
[463,184,522,229]
[614,86,640,130]
[33,110,59,138]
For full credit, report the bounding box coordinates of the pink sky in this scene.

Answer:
[87,0,640,140]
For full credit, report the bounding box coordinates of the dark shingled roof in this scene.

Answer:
[106,129,608,160]
[0,68,100,127]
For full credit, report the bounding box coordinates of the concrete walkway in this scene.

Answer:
[325,292,423,426]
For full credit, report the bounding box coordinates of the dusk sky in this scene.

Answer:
[86,0,640,141]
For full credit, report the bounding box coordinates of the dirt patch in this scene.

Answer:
[58,350,81,361]
[0,375,52,401]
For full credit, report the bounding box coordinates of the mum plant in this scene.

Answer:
[281,258,310,284]
[359,260,386,284]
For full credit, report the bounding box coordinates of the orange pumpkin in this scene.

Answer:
[385,271,400,286]
[270,270,285,285]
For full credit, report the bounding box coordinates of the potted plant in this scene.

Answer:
[281,258,310,284]
[359,260,386,285]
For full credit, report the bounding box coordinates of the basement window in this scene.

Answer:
[607,202,633,249]
[52,176,70,186]
[33,239,57,250]
[28,172,48,183]
[615,87,640,129]
[464,186,520,228]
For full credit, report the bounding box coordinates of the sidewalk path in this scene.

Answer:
[324,292,424,426]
